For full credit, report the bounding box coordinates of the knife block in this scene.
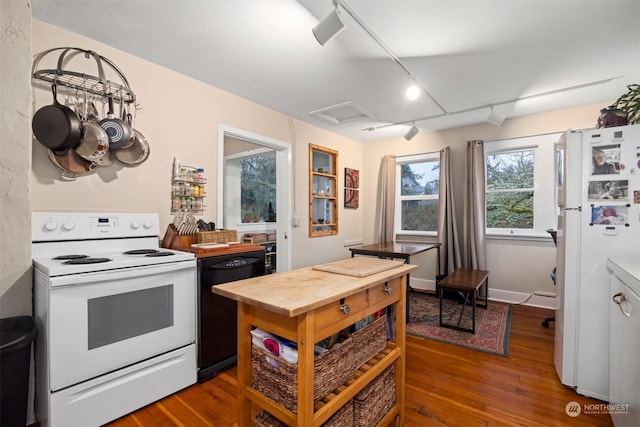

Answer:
[161,224,196,249]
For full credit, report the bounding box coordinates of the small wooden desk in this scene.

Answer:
[349,242,441,319]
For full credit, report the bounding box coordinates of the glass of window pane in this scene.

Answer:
[486,191,534,229]
[401,200,439,231]
[401,162,439,196]
[486,149,534,230]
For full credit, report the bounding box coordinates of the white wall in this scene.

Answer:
[0,1,33,316]
[361,103,609,304]
[0,2,34,424]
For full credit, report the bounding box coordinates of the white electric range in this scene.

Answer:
[32,212,197,427]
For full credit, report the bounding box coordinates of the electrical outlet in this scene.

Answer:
[292,216,300,227]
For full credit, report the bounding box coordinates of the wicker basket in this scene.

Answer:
[243,232,268,243]
[251,338,356,413]
[348,315,387,371]
[251,315,387,414]
[255,401,353,427]
[195,229,237,244]
[353,365,395,427]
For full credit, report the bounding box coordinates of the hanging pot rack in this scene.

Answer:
[32,47,136,106]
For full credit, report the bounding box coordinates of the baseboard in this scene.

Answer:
[409,278,555,310]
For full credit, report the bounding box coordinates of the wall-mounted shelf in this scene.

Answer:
[309,144,338,237]
[171,165,205,214]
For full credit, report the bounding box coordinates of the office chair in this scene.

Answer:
[542,229,557,328]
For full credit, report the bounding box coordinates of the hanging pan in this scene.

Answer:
[115,128,149,165]
[75,92,109,164]
[115,106,149,165]
[32,84,83,152]
[99,94,132,149]
[47,147,96,180]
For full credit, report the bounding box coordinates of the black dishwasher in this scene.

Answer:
[198,250,265,382]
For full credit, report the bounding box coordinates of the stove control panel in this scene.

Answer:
[32,212,161,241]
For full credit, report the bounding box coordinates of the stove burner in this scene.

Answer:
[123,249,160,255]
[146,251,175,257]
[53,254,89,260]
[63,257,112,265]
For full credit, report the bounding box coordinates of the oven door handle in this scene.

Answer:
[47,261,196,287]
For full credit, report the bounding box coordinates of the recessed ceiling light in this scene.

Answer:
[406,85,420,100]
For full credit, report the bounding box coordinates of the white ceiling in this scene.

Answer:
[31,0,640,142]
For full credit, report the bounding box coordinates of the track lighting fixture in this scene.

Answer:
[404,123,419,141]
[312,0,345,46]
[486,107,506,126]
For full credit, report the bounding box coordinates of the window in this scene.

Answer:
[486,149,534,229]
[240,156,276,223]
[395,153,440,235]
[223,147,277,226]
[484,133,559,237]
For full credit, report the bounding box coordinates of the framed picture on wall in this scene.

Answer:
[345,189,359,209]
[345,168,359,189]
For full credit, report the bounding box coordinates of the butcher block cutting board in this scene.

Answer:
[312,257,406,277]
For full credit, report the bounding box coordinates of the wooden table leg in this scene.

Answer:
[237,302,252,427]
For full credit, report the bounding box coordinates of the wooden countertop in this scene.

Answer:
[212,260,416,318]
[179,243,265,258]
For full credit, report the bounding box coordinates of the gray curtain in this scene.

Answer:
[462,140,487,270]
[376,155,396,244]
[437,147,461,276]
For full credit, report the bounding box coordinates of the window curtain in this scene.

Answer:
[462,140,487,270]
[376,155,396,243]
[437,147,461,276]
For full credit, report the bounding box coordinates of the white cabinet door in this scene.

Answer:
[610,274,640,426]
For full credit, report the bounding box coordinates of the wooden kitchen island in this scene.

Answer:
[212,258,416,426]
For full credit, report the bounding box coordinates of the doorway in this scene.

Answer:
[217,125,291,272]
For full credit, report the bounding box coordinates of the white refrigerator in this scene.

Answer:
[555,124,640,401]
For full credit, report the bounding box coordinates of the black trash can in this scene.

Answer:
[0,316,36,427]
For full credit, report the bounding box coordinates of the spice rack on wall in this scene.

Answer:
[171,165,206,214]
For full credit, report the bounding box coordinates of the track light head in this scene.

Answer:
[404,124,419,141]
[313,4,345,46]
[487,107,506,126]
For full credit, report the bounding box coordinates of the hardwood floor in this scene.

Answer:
[106,304,613,426]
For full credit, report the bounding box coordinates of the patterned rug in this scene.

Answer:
[406,292,512,357]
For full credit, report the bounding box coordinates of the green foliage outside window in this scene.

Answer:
[241,156,276,222]
[399,160,439,232]
[401,200,439,231]
[486,150,534,229]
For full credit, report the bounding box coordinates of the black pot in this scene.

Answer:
[32,85,83,152]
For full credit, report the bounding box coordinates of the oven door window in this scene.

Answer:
[88,285,174,350]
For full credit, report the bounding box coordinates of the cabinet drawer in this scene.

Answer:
[315,289,368,333]
[368,278,401,308]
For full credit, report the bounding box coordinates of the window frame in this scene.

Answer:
[394,152,440,237]
[484,133,560,240]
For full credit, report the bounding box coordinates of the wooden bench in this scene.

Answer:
[436,269,489,334]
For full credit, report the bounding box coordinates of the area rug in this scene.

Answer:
[406,292,512,357]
